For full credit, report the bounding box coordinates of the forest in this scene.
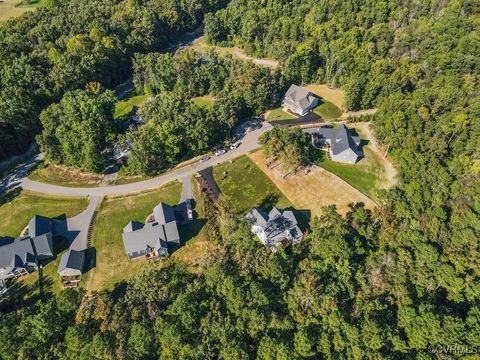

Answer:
[1,0,480,359]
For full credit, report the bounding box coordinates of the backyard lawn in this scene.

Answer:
[313,100,343,120]
[266,107,297,122]
[88,182,182,291]
[213,155,292,214]
[114,94,149,119]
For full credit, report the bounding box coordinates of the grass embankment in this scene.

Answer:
[29,162,103,188]
[0,191,88,301]
[213,155,292,214]
[88,182,182,291]
[114,94,148,119]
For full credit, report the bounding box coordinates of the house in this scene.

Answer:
[282,84,319,116]
[0,215,55,280]
[122,203,180,260]
[58,250,85,288]
[245,207,303,252]
[308,124,362,164]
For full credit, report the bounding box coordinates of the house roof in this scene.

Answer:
[28,215,52,237]
[317,124,360,156]
[284,84,317,111]
[123,221,144,233]
[58,250,85,273]
[153,203,176,224]
[122,222,168,255]
[245,207,303,246]
[163,221,180,244]
[0,237,36,270]
[31,234,53,258]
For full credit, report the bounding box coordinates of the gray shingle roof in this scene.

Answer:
[317,124,360,156]
[122,222,169,256]
[28,215,52,237]
[245,208,268,227]
[58,250,85,274]
[163,221,180,244]
[284,84,318,111]
[0,237,36,270]
[31,233,53,258]
[123,221,144,233]
[153,203,176,224]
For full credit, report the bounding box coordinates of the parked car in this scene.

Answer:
[214,149,226,156]
[229,142,240,150]
[200,156,210,163]
[186,199,194,221]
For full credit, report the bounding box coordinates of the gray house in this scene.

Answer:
[58,249,85,287]
[0,215,54,280]
[307,124,362,164]
[122,203,180,260]
[282,84,319,116]
[245,207,303,252]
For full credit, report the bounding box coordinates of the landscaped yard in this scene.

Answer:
[114,94,149,119]
[88,182,182,291]
[305,84,345,110]
[29,162,103,188]
[313,100,343,120]
[213,155,292,214]
[266,107,297,122]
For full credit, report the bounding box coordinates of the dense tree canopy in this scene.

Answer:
[0,0,228,161]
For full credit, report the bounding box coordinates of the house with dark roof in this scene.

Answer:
[282,84,319,116]
[0,215,55,280]
[245,207,303,252]
[122,203,180,260]
[307,124,363,164]
[58,250,85,287]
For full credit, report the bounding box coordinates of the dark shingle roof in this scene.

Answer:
[58,250,85,273]
[28,215,52,237]
[284,84,317,111]
[153,203,176,224]
[317,124,359,155]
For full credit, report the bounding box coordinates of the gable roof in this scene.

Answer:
[28,215,52,237]
[246,208,268,227]
[122,222,168,255]
[123,221,144,233]
[153,203,176,224]
[31,234,53,258]
[58,250,85,274]
[317,124,360,155]
[0,237,36,270]
[284,84,318,111]
[163,221,180,244]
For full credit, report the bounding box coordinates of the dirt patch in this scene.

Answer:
[305,84,345,110]
[249,151,376,216]
[0,0,33,21]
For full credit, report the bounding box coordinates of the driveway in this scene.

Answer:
[19,121,273,197]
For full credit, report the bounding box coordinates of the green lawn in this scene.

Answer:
[88,182,182,291]
[313,100,342,120]
[0,191,88,303]
[192,96,215,108]
[0,191,88,237]
[114,94,148,119]
[266,107,297,121]
[213,155,292,214]
[314,148,381,200]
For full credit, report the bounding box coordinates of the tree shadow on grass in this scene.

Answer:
[259,193,280,211]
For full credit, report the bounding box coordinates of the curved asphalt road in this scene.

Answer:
[19,121,272,197]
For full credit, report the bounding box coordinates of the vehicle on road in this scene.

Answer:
[229,142,241,150]
[214,149,227,156]
[200,156,210,163]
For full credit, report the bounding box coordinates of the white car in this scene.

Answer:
[214,149,227,156]
[229,142,240,150]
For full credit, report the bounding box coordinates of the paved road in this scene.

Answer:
[19,121,272,197]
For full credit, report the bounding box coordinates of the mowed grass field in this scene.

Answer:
[266,107,297,122]
[192,95,215,108]
[0,0,33,21]
[0,191,88,237]
[305,84,345,110]
[249,151,376,216]
[88,182,182,292]
[213,155,292,214]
